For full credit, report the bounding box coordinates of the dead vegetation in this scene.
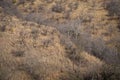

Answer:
[0,0,120,80]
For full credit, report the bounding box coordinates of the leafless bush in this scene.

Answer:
[52,4,64,13]
[100,64,120,80]
[11,50,25,57]
[0,25,6,32]
[57,18,119,64]
[57,18,82,39]
[105,0,120,16]
[68,2,78,10]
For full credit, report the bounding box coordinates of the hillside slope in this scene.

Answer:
[0,0,120,80]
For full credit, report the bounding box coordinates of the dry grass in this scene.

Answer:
[0,13,105,80]
[0,0,120,80]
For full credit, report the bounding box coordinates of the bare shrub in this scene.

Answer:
[68,2,78,10]
[100,64,120,80]
[105,0,120,16]
[11,50,25,57]
[52,4,64,13]
[58,18,119,64]
[0,25,6,32]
